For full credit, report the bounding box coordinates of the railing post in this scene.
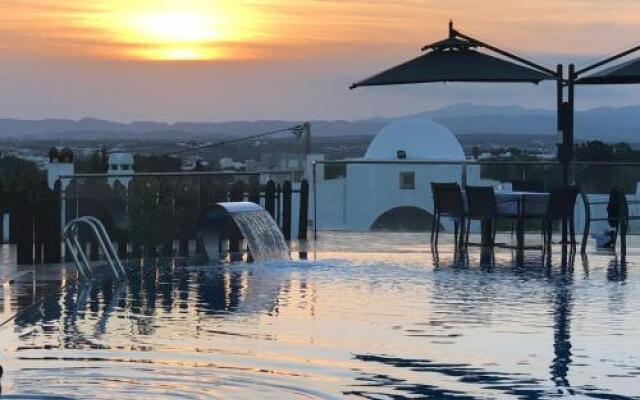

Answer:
[282,181,292,240]
[298,180,309,241]
[313,162,318,241]
[117,239,128,259]
[230,181,244,202]
[8,189,18,245]
[276,184,282,226]
[16,189,34,265]
[42,184,61,264]
[248,180,261,205]
[34,187,45,264]
[265,180,276,218]
[52,182,62,262]
[90,233,100,261]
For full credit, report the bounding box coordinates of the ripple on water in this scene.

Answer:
[8,360,339,400]
[1,244,640,399]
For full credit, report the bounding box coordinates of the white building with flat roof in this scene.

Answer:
[313,118,492,231]
[107,152,134,187]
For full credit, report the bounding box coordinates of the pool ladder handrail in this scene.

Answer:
[63,217,126,280]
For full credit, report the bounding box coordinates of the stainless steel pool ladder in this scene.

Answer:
[63,217,126,280]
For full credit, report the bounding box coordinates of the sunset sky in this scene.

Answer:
[1,0,640,121]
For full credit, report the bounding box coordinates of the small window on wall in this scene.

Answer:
[399,172,415,190]
[110,164,118,170]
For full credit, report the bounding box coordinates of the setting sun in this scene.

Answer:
[131,11,218,44]
[115,10,223,60]
[77,1,263,60]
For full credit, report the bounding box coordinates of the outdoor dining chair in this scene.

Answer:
[431,182,465,249]
[500,182,547,240]
[616,189,640,255]
[464,185,498,247]
[581,187,640,254]
[543,187,579,253]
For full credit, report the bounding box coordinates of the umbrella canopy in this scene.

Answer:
[577,56,640,84]
[350,30,555,89]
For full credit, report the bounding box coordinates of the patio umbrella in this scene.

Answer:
[351,22,557,89]
[350,22,565,182]
[348,22,568,246]
[577,56,640,84]
[351,36,554,88]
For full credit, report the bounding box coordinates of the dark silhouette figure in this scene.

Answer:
[48,147,58,162]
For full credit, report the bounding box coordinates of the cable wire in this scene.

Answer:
[165,125,302,156]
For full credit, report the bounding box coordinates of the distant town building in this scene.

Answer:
[45,147,74,190]
[107,152,134,187]
[245,152,324,184]
[182,156,210,171]
[219,157,245,170]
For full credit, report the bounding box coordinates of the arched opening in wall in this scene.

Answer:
[371,206,440,232]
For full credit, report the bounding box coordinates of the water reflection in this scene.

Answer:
[1,236,638,399]
[550,271,573,390]
[398,242,634,399]
[11,261,300,343]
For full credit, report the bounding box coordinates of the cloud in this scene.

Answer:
[1,1,640,120]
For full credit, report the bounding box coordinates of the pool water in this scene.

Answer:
[1,232,639,399]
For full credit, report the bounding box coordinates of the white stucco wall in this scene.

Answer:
[314,163,494,231]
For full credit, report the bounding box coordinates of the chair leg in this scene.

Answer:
[545,221,553,265]
[570,218,576,251]
[542,222,547,252]
[620,221,628,256]
[454,221,459,248]
[491,220,497,247]
[434,214,441,249]
[581,214,590,254]
[545,221,552,252]
[465,219,471,248]
[430,212,437,245]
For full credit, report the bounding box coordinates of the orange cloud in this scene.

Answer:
[1,0,640,61]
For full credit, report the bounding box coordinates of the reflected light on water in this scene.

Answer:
[0,232,638,399]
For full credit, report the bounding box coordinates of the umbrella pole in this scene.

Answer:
[560,64,576,244]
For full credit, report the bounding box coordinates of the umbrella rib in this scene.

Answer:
[575,45,640,76]
[454,29,557,77]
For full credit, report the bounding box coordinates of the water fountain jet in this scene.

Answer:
[200,202,290,263]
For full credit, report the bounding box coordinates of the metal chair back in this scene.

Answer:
[431,182,464,217]
[546,187,579,220]
[465,186,497,219]
[607,187,627,227]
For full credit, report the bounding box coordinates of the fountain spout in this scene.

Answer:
[200,202,291,263]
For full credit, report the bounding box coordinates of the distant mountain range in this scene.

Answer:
[1,103,639,143]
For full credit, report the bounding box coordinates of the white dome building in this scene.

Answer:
[364,118,465,161]
[313,118,491,231]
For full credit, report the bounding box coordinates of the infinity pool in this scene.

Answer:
[1,233,639,399]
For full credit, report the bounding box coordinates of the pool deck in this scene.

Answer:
[1,234,638,328]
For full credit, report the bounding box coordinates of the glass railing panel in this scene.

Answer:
[60,171,296,258]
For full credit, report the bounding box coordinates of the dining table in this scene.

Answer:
[486,190,550,249]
